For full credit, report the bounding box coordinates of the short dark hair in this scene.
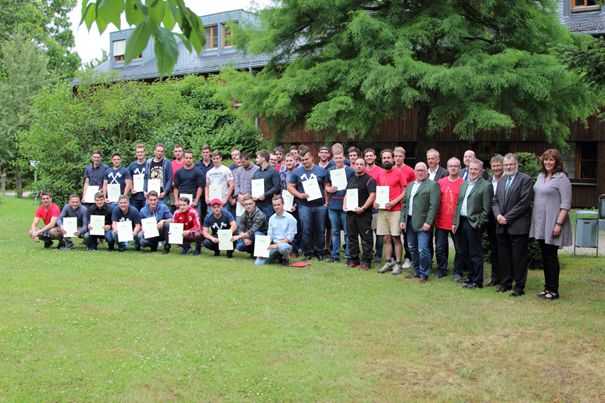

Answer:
[257,150,270,161]
[363,148,376,156]
[111,152,121,158]
[381,148,393,158]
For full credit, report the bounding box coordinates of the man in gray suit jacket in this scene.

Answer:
[492,153,533,296]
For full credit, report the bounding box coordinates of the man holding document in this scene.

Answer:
[173,150,204,209]
[85,192,115,251]
[345,158,376,270]
[233,196,268,257]
[255,195,297,266]
[202,199,237,257]
[168,197,202,255]
[57,194,89,249]
[82,150,108,206]
[375,149,408,275]
[138,191,172,252]
[325,153,354,263]
[128,144,147,211]
[251,150,281,218]
[145,143,173,204]
[287,149,328,261]
[111,196,141,252]
[103,153,132,207]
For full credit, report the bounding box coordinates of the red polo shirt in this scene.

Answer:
[436,176,464,230]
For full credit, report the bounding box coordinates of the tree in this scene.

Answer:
[80,0,205,76]
[0,33,50,196]
[216,0,601,145]
[0,0,80,79]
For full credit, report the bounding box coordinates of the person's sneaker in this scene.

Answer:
[57,239,66,249]
[359,262,370,271]
[43,239,53,248]
[227,251,234,258]
[452,273,464,283]
[163,244,171,254]
[401,258,412,269]
[392,263,403,275]
[373,256,382,264]
[214,250,220,257]
[108,243,115,251]
[436,271,448,278]
[281,256,289,266]
[406,272,419,279]
[150,245,158,252]
[378,261,395,273]
[419,276,428,283]
[118,246,126,252]
[87,246,97,251]
[180,246,190,255]
[192,249,200,256]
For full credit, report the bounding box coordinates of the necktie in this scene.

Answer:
[505,176,513,196]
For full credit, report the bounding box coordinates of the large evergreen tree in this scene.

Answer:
[219,0,601,144]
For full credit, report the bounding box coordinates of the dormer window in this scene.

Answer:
[222,23,235,48]
[113,40,126,63]
[205,25,218,49]
[572,0,601,12]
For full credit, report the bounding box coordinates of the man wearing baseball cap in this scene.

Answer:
[202,198,237,257]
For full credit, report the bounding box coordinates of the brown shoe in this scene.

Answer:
[359,263,370,271]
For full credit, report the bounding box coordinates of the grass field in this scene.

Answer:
[1,197,604,402]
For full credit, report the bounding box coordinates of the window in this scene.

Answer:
[576,142,598,179]
[222,23,236,48]
[572,0,600,12]
[205,25,218,49]
[113,40,126,62]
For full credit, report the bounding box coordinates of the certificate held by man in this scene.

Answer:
[148,178,161,194]
[344,189,358,211]
[282,189,294,212]
[218,229,233,250]
[117,220,133,242]
[302,178,322,201]
[63,217,78,238]
[376,186,390,209]
[132,174,145,193]
[251,179,265,199]
[330,168,348,191]
[83,185,99,204]
[254,235,271,258]
[107,183,121,203]
[141,217,159,239]
[90,215,105,236]
[168,223,183,245]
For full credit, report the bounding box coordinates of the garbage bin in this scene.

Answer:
[574,210,599,256]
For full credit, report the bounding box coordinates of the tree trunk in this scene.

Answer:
[15,169,23,198]
[0,169,6,196]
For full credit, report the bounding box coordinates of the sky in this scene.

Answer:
[69,0,272,63]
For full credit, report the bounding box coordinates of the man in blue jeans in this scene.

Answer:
[400,162,440,282]
[287,148,328,261]
[325,152,355,263]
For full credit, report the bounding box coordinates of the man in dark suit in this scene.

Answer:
[492,153,533,296]
[426,148,448,182]
[400,162,441,282]
[486,154,504,286]
[453,159,493,289]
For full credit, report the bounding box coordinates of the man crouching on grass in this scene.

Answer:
[28,191,61,248]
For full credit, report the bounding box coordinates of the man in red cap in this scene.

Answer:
[202,198,237,257]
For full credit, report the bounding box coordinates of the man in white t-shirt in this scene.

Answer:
[205,151,234,208]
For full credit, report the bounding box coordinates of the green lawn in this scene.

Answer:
[1,197,604,402]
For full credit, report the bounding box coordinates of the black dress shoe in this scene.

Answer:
[496,286,512,293]
[510,290,525,297]
[463,283,481,289]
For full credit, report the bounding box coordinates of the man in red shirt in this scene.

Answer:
[171,144,185,179]
[375,149,408,275]
[168,197,202,255]
[29,192,61,248]
[435,157,464,278]
[394,146,416,269]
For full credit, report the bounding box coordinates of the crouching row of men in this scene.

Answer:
[29,190,297,266]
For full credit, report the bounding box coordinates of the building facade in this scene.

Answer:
[95,4,605,207]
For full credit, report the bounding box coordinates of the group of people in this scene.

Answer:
[29,142,572,299]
